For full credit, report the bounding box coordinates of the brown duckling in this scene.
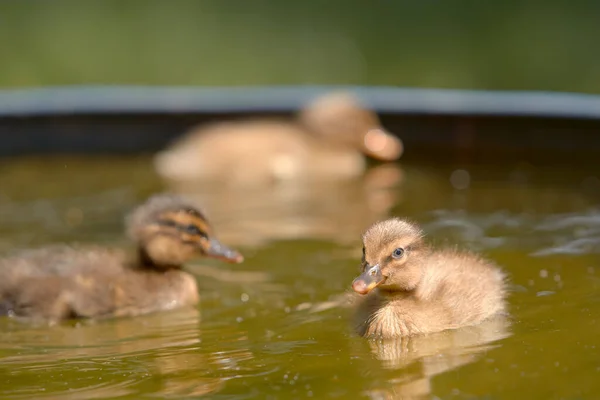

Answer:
[0,194,243,323]
[154,92,403,186]
[352,218,507,338]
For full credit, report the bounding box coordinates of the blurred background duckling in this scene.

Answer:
[154,91,404,187]
[352,218,507,339]
[0,193,243,323]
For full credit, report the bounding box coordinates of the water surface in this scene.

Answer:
[0,156,599,399]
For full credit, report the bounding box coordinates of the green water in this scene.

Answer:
[0,156,599,399]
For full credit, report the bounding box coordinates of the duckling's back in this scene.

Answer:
[0,245,126,320]
[155,121,308,184]
[418,249,507,327]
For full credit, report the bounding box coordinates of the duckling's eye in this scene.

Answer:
[392,247,404,259]
[183,224,207,238]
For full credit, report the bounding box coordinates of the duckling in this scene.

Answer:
[0,194,243,323]
[154,92,403,186]
[352,218,507,338]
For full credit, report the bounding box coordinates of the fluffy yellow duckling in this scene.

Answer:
[154,92,403,186]
[352,218,507,338]
[0,194,243,322]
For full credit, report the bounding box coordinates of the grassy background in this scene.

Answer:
[1,1,599,92]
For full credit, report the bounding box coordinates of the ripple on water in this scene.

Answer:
[0,307,257,399]
[424,208,600,257]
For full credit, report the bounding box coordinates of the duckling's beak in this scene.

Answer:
[362,129,404,161]
[352,264,384,295]
[205,238,244,263]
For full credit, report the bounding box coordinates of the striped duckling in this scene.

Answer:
[0,194,243,323]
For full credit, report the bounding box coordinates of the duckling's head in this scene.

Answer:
[352,218,428,295]
[298,92,403,161]
[127,194,243,268]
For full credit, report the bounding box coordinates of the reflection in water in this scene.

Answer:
[363,317,511,399]
[0,308,253,399]
[0,308,202,363]
[166,164,403,247]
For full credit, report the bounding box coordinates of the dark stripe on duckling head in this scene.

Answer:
[161,211,211,234]
[144,226,203,246]
[156,211,211,241]
[126,193,213,244]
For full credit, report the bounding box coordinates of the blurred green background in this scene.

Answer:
[1,0,599,92]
